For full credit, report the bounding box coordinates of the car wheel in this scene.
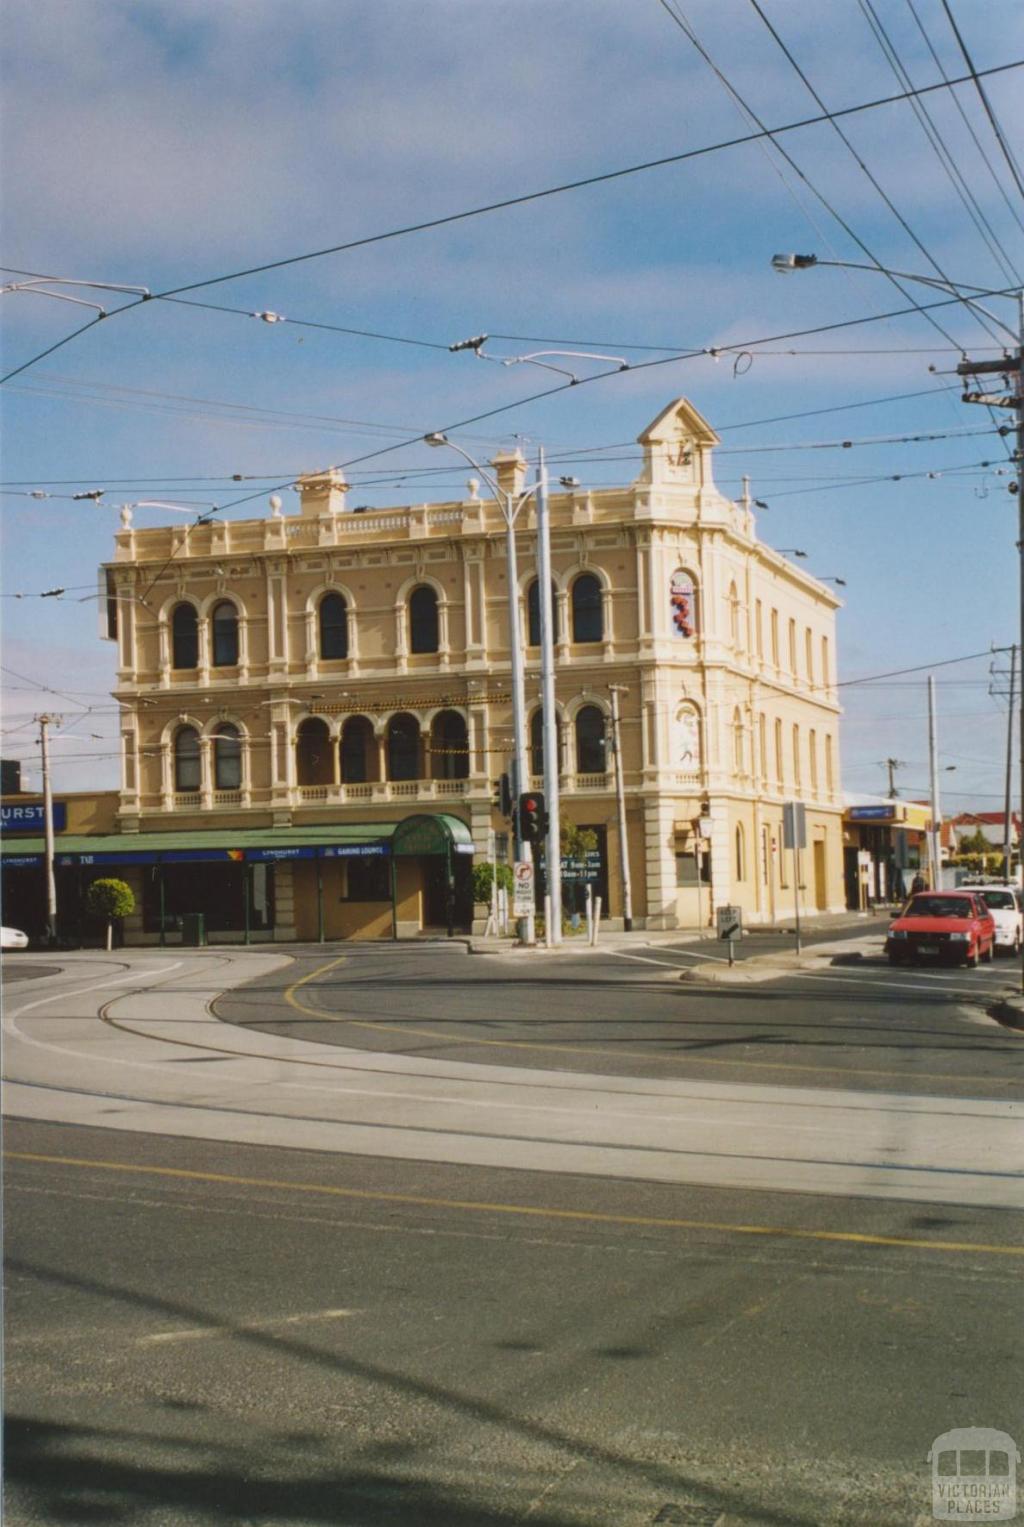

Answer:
[888,952,903,967]
[965,946,979,969]
[981,939,994,964]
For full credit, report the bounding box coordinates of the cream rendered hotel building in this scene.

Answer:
[98,397,845,941]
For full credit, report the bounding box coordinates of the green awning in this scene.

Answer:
[1,814,475,866]
[391,813,475,856]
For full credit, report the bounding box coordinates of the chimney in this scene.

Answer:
[296,469,350,518]
[490,449,527,500]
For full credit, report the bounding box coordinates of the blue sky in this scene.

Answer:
[2,0,1022,813]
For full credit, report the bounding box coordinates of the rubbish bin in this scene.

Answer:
[180,912,206,947]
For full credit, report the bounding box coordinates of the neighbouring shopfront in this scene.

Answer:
[0,813,478,946]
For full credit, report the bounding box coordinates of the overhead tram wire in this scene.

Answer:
[655,0,965,351]
[855,0,1022,286]
[3,60,1022,388]
[905,0,1024,238]
[135,277,1024,606]
[937,0,1024,209]
[114,62,1024,303]
[741,0,1009,348]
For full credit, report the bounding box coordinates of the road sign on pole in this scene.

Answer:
[513,861,535,916]
[782,801,807,850]
[782,801,806,953]
[716,904,742,966]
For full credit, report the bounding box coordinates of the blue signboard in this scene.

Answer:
[2,853,41,868]
[247,846,318,863]
[848,806,895,821]
[1,802,67,833]
[319,843,389,859]
[70,851,160,867]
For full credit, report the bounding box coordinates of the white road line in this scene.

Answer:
[136,1307,355,1345]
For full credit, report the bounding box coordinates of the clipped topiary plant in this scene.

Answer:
[85,877,135,951]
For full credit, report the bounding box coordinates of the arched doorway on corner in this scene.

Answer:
[389,812,474,937]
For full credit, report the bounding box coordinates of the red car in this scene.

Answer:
[885,891,997,968]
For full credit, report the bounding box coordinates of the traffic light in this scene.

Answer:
[518,791,548,844]
[493,773,512,817]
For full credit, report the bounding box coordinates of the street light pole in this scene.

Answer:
[608,685,633,931]
[425,432,538,943]
[772,251,1023,970]
[535,448,562,943]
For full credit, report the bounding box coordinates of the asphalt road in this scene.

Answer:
[6,1115,1022,1527]
[215,936,1024,1101]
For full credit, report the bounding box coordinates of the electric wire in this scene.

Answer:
[655,0,965,348]
[742,0,1007,347]
[937,0,1024,208]
[904,0,1024,238]
[99,61,1024,304]
[855,0,1023,286]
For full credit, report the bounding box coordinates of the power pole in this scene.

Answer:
[535,447,562,943]
[997,645,1018,883]
[927,677,942,892]
[958,294,1023,983]
[608,685,633,931]
[885,757,906,798]
[36,712,62,944]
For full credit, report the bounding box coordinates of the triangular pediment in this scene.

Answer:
[637,397,720,449]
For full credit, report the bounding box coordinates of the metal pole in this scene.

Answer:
[316,853,325,944]
[608,685,634,931]
[793,842,802,955]
[928,674,942,891]
[503,489,534,944]
[1003,644,1017,882]
[536,448,562,943]
[37,713,60,944]
[1017,290,1024,989]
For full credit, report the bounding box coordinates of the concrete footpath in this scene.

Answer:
[465,909,882,958]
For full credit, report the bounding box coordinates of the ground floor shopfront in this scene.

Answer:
[2,785,845,945]
[842,799,931,909]
[0,816,476,946]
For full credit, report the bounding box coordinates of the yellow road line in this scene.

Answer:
[282,958,1020,1088]
[7,1151,1023,1258]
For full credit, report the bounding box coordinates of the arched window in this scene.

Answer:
[409,585,439,654]
[387,713,421,781]
[171,603,199,669]
[319,592,348,660]
[571,574,603,644]
[211,601,239,667]
[575,705,606,774]
[775,718,784,784]
[825,733,834,793]
[341,715,374,784]
[728,582,740,648]
[530,708,564,777]
[758,714,767,782]
[809,728,819,792]
[670,571,698,639]
[431,710,468,780]
[527,579,560,647]
[296,718,333,786]
[732,707,745,773]
[792,723,802,785]
[212,724,241,789]
[174,726,200,791]
[736,824,746,881]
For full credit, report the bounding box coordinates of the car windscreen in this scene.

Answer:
[980,890,1015,909]
[903,896,975,918]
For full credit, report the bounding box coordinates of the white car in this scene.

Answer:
[1,926,29,951]
[968,885,1023,955]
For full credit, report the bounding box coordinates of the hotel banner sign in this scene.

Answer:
[2,802,67,833]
